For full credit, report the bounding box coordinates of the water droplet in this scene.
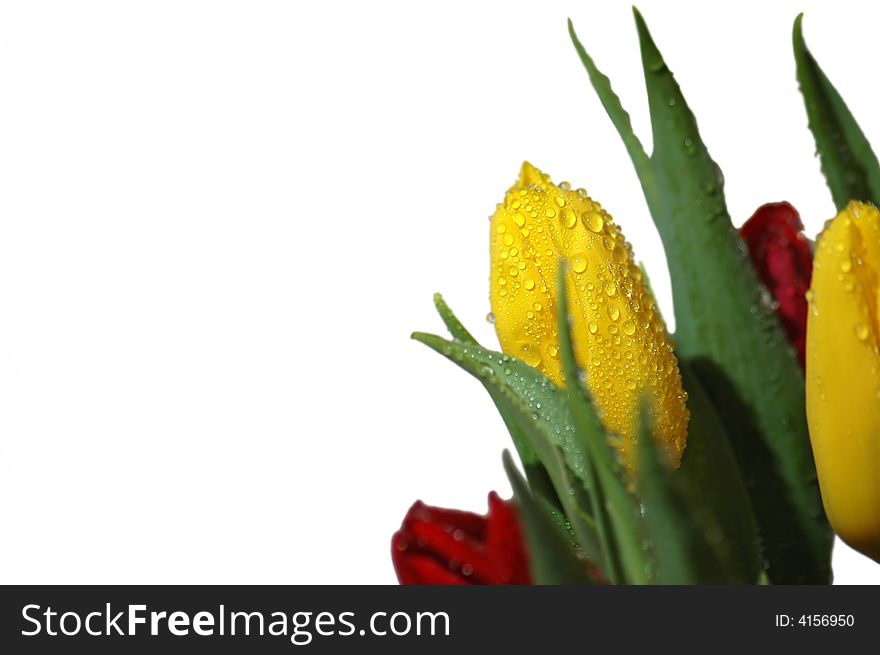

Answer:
[502,234,514,246]
[588,321,598,334]
[582,211,604,232]
[607,305,620,320]
[856,323,870,341]
[496,224,506,234]
[486,312,495,324]
[571,253,588,274]
[626,379,637,390]
[561,208,577,229]
[498,276,507,286]
[533,302,542,311]
[840,259,852,273]
[555,195,566,208]
[545,207,556,218]
[509,266,519,277]
[524,278,535,290]
[623,320,636,336]
[513,213,526,227]
[520,343,541,367]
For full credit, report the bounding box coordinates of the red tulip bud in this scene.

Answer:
[740,202,812,368]
[391,493,531,585]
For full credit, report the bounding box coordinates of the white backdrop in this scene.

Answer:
[1,0,878,584]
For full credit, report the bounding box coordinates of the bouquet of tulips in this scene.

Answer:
[392,9,880,585]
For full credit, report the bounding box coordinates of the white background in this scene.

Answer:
[1,0,878,584]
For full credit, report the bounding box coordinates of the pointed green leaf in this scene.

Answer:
[632,8,830,583]
[794,14,880,210]
[503,451,593,585]
[432,293,479,345]
[569,8,832,583]
[568,18,652,179]
[431,294,566,526]
[411,330,603,565]
[555,265,650,584]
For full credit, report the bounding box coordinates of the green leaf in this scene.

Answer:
[567,18,651,180]
[489,386,603,566]
[637,404,729,584]
[432,292,479,345]
[429,294,570,538]
[411,330,603,566]
[503,451,593,585]
[569,7,832,583]
[554,264,650,585]
[670,364,763,583]
[793,13,880,210]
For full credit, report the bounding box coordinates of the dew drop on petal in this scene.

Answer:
[520,342,541,367]
[582,211,604,233]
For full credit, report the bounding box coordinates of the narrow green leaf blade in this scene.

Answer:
[555,265,650,584]
[432,293,478,345]
[628,8,831,583]
[794,14,880,210]
[430,294,562,523]
[411,331,602,564]
[568,18,651,178]
[503,451,593,585]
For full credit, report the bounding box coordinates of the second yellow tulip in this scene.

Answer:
[489,162,689,470]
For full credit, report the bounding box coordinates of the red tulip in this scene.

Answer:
[391,492,531,585]
[740,202,812,368]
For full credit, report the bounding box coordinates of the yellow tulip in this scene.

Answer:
[807,200,880,563]
[489,162,689,470]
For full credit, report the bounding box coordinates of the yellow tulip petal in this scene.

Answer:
[807,200,880,561]
[490,162,689,471]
